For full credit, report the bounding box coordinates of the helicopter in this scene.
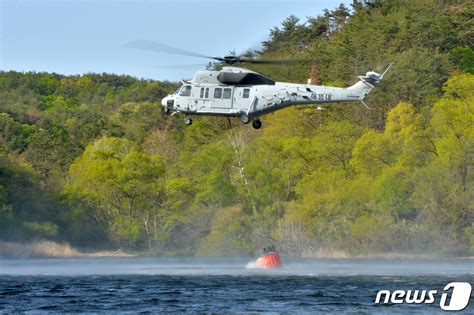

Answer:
[126,40,392,129]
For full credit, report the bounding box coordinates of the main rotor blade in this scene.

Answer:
[153,63,209,69]
[125,40,308,66]
[125,40,218,60]
[238,58,307,65]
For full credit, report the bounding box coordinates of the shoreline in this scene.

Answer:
[0,241,137,259]
[0,241,472,260]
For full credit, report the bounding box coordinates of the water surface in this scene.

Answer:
[0,258,472,313]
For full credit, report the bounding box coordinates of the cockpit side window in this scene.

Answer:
[179,85,192,97]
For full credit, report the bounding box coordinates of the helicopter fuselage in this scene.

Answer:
[161,66,384,127]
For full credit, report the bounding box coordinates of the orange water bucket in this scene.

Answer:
[255,252,282,269]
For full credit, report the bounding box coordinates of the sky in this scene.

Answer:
[1,0,352,81]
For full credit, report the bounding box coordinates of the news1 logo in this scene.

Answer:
[374,282,472,311]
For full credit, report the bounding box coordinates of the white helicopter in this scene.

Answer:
[127,40,392,129]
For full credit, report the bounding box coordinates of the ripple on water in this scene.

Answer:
[0,259,472,313]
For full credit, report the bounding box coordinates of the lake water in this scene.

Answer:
[0,258,472,313]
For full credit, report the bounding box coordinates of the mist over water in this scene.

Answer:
[0,257,472,276]
[1,258,472,313]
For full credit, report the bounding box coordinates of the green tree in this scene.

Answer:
[65,137,185,251]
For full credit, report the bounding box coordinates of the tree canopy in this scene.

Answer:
[0,0,472,256]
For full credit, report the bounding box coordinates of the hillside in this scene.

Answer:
[0,0,473,257]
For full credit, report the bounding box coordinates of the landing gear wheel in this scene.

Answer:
[184,117,193,126]
[252,119,262,129]
[240,114,250,124]
[163,107,170,114]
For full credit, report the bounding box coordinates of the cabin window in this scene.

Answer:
[223,88,232,99]
[214,88,222,98]
[242,88,250,98]
[205,88,209,98]
[200,88,204,98]
[179,85,192,97]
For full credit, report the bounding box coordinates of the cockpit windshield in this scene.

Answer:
[179,85,192,97]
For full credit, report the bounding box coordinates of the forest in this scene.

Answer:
[0,0,473,257]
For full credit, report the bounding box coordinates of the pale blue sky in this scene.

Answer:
[1,0,351,81]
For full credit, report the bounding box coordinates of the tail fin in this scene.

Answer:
[347,62,394,100]
[380,62,394,79]
[358,62,394,86]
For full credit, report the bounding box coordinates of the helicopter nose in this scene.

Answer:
[161,96,175,111]
[161,96,168,107]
